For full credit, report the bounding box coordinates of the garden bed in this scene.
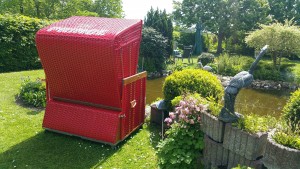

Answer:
[263,130,300,169]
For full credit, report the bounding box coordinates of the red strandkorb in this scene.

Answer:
[36,16,146,145]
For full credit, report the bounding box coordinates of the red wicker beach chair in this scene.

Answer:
[36,16,146,145]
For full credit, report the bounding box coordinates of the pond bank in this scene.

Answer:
[218,75,299,90]
[147,70,300,91]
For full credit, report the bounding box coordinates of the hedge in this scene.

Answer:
[163,69,224,110]
[0,14,52,72]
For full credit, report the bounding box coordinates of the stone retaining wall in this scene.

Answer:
[202,113,265,169]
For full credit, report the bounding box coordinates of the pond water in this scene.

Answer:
[146,77,291,118]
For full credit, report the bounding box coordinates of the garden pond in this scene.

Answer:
[146,77,291,118]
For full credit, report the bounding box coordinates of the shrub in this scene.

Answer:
[273,130,300,150]
[215,54,282,81]
[163,69,224,110]
[139,27,168,73]
[232,165,253,169]
[19,78,46,108]
[233,114,277,134]
[216,53,254,76]
[166,61,186,72]
[283,89,300,131]
[157,96,205,168]
[0,14,52,72]
[253,62,281,81]
[197,52,215,66]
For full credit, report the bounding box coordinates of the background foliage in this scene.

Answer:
[139,27,168,73]
[144,7,173,57]
[246,20,300,68]
[0,14,51,72]
[0,0,123,19]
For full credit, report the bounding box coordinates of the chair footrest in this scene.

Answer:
[43,100,122,144]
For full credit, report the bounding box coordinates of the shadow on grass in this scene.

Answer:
[0,122,161,168]
[145,122,162,150]
[14,95,44,114]
[0,131,118,169]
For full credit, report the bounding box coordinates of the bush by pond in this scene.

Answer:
[197,52,215,66]
[19,78,46,108]
[163,69,224,110]
[283,89,300,130]
[215,53,284,81]
[272,89,300,150]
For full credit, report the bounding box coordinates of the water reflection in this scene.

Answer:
[146,77,165,104]
[146,77,291,118]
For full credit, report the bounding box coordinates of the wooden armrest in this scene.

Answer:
[123,71,147,85]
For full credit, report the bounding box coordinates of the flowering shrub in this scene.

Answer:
[164,96,208,127]
[157,96,208,168]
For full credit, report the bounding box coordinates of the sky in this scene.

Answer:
[122,0,174,20]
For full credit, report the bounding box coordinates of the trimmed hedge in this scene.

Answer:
[0,14,52,72]
[163,69,224,110]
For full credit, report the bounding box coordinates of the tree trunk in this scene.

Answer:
[217,31,224,54]
[19,0,24,14]
[272,52,277,68]
[34,0,40,18]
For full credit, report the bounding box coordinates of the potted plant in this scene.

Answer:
[223,114,277,161]
[263,89,300,169]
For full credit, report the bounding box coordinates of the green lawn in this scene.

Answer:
[0,70,160,169]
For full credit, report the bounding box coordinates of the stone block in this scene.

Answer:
[201,112,225,143]
[223,123,268,160]
[227,151,263,169]
[263,131,300,169]
[203,135,229,169]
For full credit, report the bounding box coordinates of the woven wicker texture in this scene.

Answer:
[44,100,122,144]
[37,17,145,145]
[121,78,146,139]
[36,16,142,108]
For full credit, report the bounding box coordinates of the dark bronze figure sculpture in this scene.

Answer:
[219,45,268,123]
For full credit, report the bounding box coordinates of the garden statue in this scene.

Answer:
[219,45,268,123]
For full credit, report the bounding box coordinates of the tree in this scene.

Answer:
[268,0,300,25]
[173,0,269,54]
[139,27,168,73]
[245,20,300,69]
[0,0,123,19]
[93,0,123,18]
[144,7,173,57]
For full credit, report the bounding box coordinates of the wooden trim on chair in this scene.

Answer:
[123,71,147,85]
[53,97,122,111]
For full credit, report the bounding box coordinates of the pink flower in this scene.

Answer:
[179,100,186,106]
[164,117,172,124]
[169,112,176,119]
[190,119,195,124]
